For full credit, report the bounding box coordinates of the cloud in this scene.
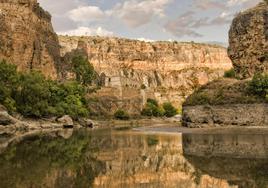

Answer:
[165,10,233,38]
[109,0,172,28]
[58,26,114,36]
[194,0,226,10]
[68,6,105,23]
[165,11,204,38]
[137,38,155,42]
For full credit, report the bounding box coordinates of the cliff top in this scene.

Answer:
[58,35,227,49]
[0,0,51,21]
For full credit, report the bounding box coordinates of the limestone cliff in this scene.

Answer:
[59,36,232,115]
[0,0,61,79]
[183,2,268,127]
[228,2,268,79]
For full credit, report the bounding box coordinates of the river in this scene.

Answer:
[0,126,268,188]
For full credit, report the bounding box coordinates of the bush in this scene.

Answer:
[224,68,236,78]
[114,110,130,120]
[140,84,146,89]
[248,73,268,97]
[163,102,177,117]
[141,99,176,117]
[147,98,158,107]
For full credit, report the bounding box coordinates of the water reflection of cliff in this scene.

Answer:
[0,128,266,188]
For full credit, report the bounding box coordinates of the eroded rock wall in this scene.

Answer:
[182,104,268,128]
[228,2,268,79]
[59,36,232,114]
[0,0,61,79]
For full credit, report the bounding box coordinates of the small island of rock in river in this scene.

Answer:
[0,0,268,188]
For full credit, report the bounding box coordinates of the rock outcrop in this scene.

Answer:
[183,2,268,127]
[228,2,268,79]
[59,36,232,115]
[0,0,61,79]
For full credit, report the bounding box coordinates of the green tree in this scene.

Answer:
[71,56,95,85]
[0,60,20,112]
[15,71,51,117]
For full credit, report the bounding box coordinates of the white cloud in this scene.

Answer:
[68,6,105,22]
[110,0,172,28]
[227,0,250,7]
[58,26,114,36]
[137,38,155,42]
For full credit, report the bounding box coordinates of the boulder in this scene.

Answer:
[0,111,17,125]
[78,118,95,128]
[57,115,74,128]
[228,2,268,79]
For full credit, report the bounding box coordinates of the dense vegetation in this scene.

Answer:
[141,99,177,117]
[248,73,268,100]
[114,109,130,120]
[0,58,95,119]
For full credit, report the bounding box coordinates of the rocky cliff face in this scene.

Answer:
[228,2,268,79]
[59,36,232,114]
[183,2,268,127]
[0,0,61,79]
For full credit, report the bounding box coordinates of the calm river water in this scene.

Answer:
[0,127,268,188]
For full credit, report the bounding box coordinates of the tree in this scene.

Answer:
[0,60,20,112]
[71,56,95,85]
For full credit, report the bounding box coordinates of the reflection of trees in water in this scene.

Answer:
[185,155,268,188]
[0,129,106,188]
[1,128,267,188]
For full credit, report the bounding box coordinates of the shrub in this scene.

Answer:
[163,102,177,117]
[248,73,268,97]
[224,68,236,78]
[114,109,130,120]
[147,98,158,107]
[140,84,146,90]
[141,99,177,117]
[141,101,164,117]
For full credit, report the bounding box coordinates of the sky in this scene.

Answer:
[39,0,261,43]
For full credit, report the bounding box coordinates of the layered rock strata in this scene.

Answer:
[59,36,232,115]
[0,0,61,79]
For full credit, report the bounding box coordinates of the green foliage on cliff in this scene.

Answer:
[248,73,268,97]
[0,60,89,118]
[141,99,177,117]
[0,60,19,112]
[224,68,236,78]
[163,102,178,117]
[71,56,95,85]
[114,109,130,120]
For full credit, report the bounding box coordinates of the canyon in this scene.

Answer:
[59,36,232,115]
[0,0,233,116]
